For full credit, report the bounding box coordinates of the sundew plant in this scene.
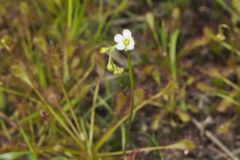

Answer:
[100,29,136,154]
[2,0,240,160]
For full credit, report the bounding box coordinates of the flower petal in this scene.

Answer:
[127,43,134,50]
[116,42,125,50]
[114,34,123,43]
[130,37,135,45]
[122,29,132,38]
[127,38,135,50]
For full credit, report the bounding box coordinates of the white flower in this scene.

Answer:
[114,29,135,51]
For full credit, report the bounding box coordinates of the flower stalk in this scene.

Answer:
[124,50,135,153]
[99,29,136,155]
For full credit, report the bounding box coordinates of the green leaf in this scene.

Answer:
[169,139,195,150]
[0,151,30,160]
[19,127,37,160]
[146,12,155,33]
[217,117,236,134]
[176,111,190,123]
[0,88,5,110]
[11,64,33,88]
[146,12,159,44]
[169,29,180,80]
[99,47,109,54]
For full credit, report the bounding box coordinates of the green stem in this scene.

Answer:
[67,0,73,30]
[124,51,135,154]
[93,82,173,151]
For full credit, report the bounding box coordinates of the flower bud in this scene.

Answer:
[100,47,109,54]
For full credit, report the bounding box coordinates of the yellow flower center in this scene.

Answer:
[123,39,130,46]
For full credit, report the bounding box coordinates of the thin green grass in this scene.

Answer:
[1,0,239,159]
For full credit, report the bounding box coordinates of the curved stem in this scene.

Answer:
[124,51,135,154]
[94,81,173,151]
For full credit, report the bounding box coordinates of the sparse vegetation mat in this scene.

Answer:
[1,0,240,160]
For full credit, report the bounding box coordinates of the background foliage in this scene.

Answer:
[1,0,240,159]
